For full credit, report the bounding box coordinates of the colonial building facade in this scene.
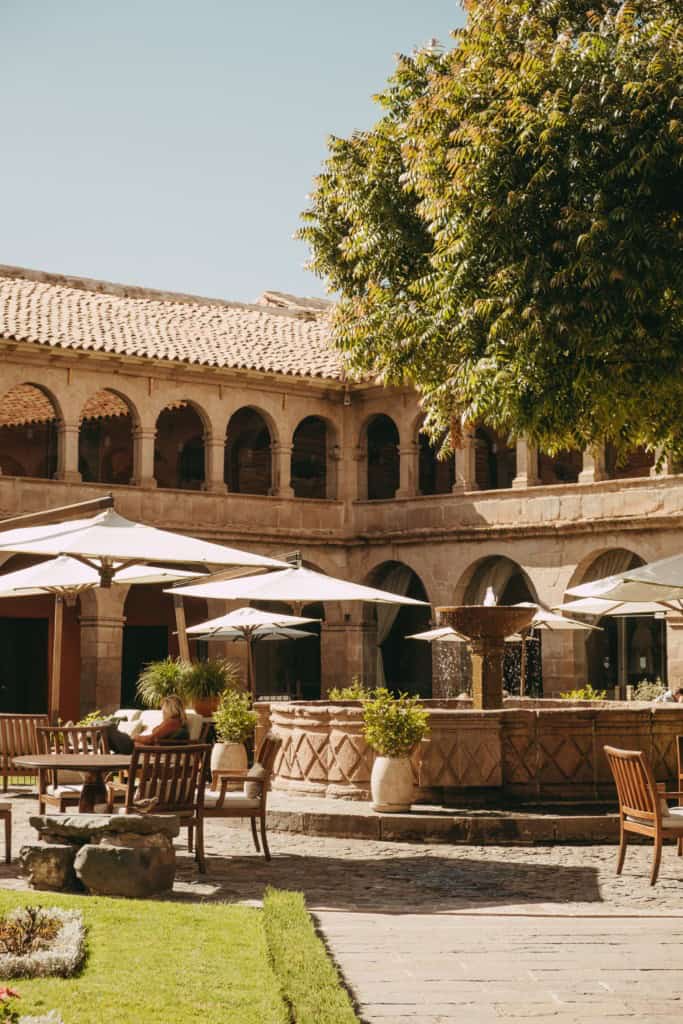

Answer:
[0,264,680,716]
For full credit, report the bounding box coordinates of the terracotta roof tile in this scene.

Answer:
[0,266,342,381]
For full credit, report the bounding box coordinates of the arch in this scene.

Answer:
[416,419,455,495]
[564,548,665,695]
[538,449,583,485]
[474,427,516,490]
[365,414,400,501]
[78,389,137,485]
[225,406,274,495]
[291,415,337,499]
[154,400,207,490]
[456,555,538,606]
[362,560,432,696]
[0,382,61,480]
[605,444,655,480]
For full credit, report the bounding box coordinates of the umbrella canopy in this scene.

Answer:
[0,508,287,583]
[407,626,466,643]
[556,597,675,617]
[185,607,320,637]
[408,608,597,643]
[0,554,197,598]
[566,571,683,604]
[168,564,428,606]
[621,553,683,591]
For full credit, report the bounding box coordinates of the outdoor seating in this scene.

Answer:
[203,732,282,861]
[36,725,110,813]
[605,744,683,885]
[0,713,49,791]
[0,801,11,862]
[123,743,210,873]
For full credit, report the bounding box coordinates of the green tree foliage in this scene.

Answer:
[299,1,683,457]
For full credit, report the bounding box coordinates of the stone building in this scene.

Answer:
[0,263,680,716]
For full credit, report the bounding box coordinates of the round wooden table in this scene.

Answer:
[14,754,132,813]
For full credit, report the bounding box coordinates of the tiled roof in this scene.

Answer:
[0,266,342,381]
[0,383,132,427]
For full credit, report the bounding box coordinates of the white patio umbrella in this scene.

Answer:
[0,555,197,718]
[167,564,429,607]
[566,570,683,605]
[186,607,320,697]
[556,597,676,617]
[0,507,288,661]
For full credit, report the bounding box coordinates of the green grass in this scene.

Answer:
[263,888,359,1024]
[0,890,288,1024]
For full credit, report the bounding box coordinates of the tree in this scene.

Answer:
[299,2,683,458]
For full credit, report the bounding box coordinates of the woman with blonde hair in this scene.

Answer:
[135,694,190,745]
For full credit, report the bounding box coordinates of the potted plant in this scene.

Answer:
[136,658,190,709]
[211,689,258,775]
[183,658,241,716]
[363,688,429,812]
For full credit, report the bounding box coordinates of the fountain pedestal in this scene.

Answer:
[436,605,536,709]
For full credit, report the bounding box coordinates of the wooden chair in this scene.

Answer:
[604,745,683,885]
[0,803,11,863]
[0,714,49,791]
[203,732,282,861]
[123,744,210,873]
[36,725,110,813]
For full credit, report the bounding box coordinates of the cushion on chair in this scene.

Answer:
[185,710,203,741]
[244,762,265,799]
[204,790,261,811]
[113,709,141,721]
[139,710,164,730]
[47,784,83,797]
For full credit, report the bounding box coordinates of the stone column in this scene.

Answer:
[203,438,227,493]
[79,588,127,714]
[396,443,417,498]
[273,442,294,497]
[650,448,674,477]
[453,432,478,493]
[470,638,506,710]
[665,615,683,688]
[131,427,157,488]
[578,446,607,483]
[512,438,540,488]
[56,422,81,482]
[354,445,368,501]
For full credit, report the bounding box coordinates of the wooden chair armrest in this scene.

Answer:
[215,770,249,779]
[662,790,683,797]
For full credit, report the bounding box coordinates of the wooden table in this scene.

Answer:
[13,754,132,813]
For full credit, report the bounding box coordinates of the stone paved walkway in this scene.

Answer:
[2,790,683,1022]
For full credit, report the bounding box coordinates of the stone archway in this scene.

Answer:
[154,402,206,490]
[0,382,60,479]
[78,389,136,485]
[225,407,273,495]
[365,415,400,500]
[291,416,329,499]
[363,561,432,696]
[417,420,455,495]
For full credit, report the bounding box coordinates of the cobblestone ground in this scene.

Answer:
[2,790,683,1022]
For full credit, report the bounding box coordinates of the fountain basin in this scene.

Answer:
[436,605,536,639]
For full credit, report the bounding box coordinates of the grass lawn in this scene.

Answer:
[0,890,287,1024]
[0,888,359,1024]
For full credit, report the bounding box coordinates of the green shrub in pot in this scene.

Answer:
[136,658,191,709]
[362,689,429,813]
[211,689,259,777]
[183,658,241,714]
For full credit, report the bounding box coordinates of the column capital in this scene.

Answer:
[578,445,608,483]
[512,437,540,489]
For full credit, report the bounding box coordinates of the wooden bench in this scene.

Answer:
[0,714,49,791]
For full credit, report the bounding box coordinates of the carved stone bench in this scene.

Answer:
[20,813,180,898]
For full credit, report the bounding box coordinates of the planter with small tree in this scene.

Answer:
[182,658,241,716]
[211,689,258,777]
[136,658,190,709]
[363,689,429,812]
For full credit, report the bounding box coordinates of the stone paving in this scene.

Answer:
[2,790,683,1021]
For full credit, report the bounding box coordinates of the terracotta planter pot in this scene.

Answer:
[210,741,248,776]
[370,756,414,813]
[190,696,220,717]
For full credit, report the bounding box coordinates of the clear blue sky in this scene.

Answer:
[2,1,464,302]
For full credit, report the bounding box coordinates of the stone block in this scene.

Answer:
[20,844,81,892]
[32,813,181,845]
[74,841,176,898]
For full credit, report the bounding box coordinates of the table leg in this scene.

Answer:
[79,771,107,813]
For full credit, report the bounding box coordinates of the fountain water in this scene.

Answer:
[436,596,536,709]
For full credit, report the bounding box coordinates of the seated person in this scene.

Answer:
[135,695,190,746]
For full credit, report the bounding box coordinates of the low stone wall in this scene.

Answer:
[259,700,683,803]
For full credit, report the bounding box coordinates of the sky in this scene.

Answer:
[1,1,465,303]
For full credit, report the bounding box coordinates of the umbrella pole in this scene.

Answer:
[50,595,64,722]
[520,629,528,697]
[247,637,256,700]
[173,595,191,662]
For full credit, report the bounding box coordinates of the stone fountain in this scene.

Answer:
[436,593,536,709]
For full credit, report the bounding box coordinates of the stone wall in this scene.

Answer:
[262,700,683,803]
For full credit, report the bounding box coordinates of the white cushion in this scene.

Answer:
[203,790,260,811]
[139,710,163,729]
[47,784,83,796]
[185,710,203,741]
[114,708,141,721]
[244,762,266,799]
[117,720,144,738]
